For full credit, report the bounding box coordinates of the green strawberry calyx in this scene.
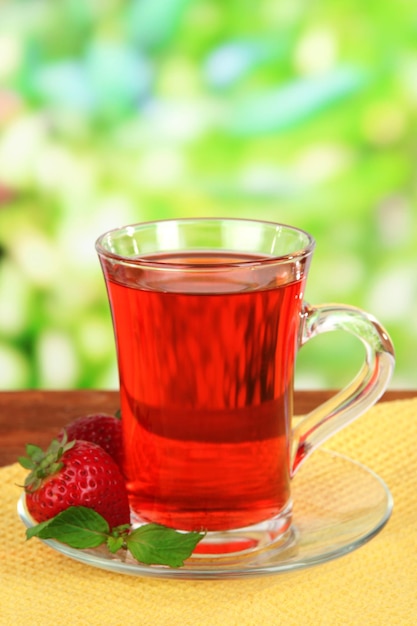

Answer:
[18,435,76,492]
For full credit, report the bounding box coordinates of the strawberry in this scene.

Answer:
[58,413,123,470]
[20,437,131,529]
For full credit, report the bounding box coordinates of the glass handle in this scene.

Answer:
[291,304,395,476]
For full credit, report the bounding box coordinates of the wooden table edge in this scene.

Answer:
[0,389,415,467]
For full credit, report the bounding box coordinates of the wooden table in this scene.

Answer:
[0,389,415,467]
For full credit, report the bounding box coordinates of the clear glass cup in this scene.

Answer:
[96,218,395,557]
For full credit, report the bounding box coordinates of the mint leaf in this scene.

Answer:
[107,536,124,553]
[126,524,204,568]
[26,506,110,549]
[26,505,205,567]
[26,518,52,539]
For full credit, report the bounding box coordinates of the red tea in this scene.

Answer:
[101,252,305,532]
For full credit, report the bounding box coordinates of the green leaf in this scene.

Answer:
[26,519,52,540]
[26,506,110,549]
[25,507,204,567]
[107,536,124,554]
[126,524,204,568]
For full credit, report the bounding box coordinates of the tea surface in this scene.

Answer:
[102,251,305,531]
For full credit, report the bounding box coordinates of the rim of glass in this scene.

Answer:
[95,218,315,269]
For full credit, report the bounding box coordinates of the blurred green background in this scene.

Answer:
[0,0,415,390]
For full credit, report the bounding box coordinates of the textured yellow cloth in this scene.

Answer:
[1,398,417,626]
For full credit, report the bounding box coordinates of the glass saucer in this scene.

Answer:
[17,449,393,580]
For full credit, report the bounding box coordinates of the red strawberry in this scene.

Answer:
[58,413,123,470]
[20,437,130,529]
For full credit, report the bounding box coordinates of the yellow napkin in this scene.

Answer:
[1,398,417,626]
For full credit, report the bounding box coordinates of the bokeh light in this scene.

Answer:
[0,0,415,389]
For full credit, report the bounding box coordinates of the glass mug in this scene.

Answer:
[96,218,395,557]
